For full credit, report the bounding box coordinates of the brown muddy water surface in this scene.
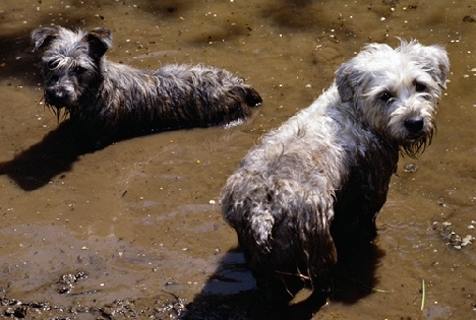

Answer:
[1,0,475,319]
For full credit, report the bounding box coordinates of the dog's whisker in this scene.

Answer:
[274,270,311,281]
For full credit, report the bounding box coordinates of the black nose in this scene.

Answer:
[45,87,70,106]
[46,87,66,99]
[404,117,424,133]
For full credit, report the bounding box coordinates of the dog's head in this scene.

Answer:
[31,26,112,115]
[335,40,449,157]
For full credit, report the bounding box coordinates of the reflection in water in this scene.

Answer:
[182,243,384,319]
[201,251,256,296]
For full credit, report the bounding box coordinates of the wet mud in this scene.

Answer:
[0,0,475,319]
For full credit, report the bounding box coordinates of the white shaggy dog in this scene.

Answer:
[221,40,449,303]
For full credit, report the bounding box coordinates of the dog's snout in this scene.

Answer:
[45,86,70,106]
[46,87,66,100]
[404,117,424,133]
[46,87,64,98]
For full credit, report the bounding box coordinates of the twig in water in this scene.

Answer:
[420,279,426,311]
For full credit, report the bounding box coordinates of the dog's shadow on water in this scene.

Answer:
[180,242,385,320]
[0,120,99,191]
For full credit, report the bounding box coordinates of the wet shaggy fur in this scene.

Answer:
[221,40,449,303]
[31,26,262,145]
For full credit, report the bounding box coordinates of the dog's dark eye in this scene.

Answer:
[415,82,427,93]
[74,66,87,75]
[47,60,59,69]
[379,91,393,102]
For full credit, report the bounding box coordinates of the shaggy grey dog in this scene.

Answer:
[31,26,261,145]
[221,40,449,303]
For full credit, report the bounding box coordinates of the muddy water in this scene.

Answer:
[0,0,475,319]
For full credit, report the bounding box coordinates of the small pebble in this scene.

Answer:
[403,163,418,173]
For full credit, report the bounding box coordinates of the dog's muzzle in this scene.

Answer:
[44,87,72,108]
[404,116,424,134]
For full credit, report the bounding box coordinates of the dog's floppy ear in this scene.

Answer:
[421,45,449,89]
[400,40,450,89]
[87,28,113,60]
[335,61,364,103]
[31,26,59,52]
